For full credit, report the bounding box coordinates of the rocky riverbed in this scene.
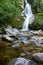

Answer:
[0,26,43,47]
[0,40,43,65]
[0,26,43,65]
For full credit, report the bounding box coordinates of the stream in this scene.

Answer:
[0,27,43,65]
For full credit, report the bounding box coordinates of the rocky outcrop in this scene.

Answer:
[0,26,43,47]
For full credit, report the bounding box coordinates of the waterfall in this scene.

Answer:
[22,0,34,31]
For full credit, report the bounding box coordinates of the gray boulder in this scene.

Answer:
[8,58,31,65]
[2,35,14,42]
[22,40,31,45]
[33,53,43,63]
[5,26,19,36]
[30,39,41,47]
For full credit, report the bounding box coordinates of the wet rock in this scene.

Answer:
[0,31,3,34]
[30,30,42,35]
[17,26,22,29]
[12,40,22,44]
[22,40,30,45]
[12,43,21,48]
[33,53,43,63]
[30,39,41,47]
[31,36,43,46]
[29,33,33,37]
[0,34,3,39]
[17,32,30,41]
[5,26,19,36]
[8,58,31,65]
[17,18,20,22]
[18,32,30,37]
[20,52,26,57]
[21,11,24,16]
[0,31,3,40]
[2,35,14,42]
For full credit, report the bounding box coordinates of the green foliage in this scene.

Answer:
[0,0,21,28]
[29,0,43,30]
[28,0,41,13]
[0,41,19,65]
[29,13,43,30]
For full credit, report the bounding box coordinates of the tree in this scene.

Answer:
[0,0,21,27]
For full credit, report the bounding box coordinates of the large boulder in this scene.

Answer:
[2,35,14,42]
[8,58,31,65]
[30,39,41,47]
[31,36,43,46]
[32,53,43,63]
[5,26,19,36]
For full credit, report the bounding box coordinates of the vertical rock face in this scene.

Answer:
[8,58,31,65]
[32,53,43,63]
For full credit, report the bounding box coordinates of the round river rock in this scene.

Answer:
[33,53,43,63]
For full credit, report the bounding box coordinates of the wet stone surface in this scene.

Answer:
[8,58,36,65]
[0,27,43,65]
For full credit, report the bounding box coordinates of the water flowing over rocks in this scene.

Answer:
[2,26,20,42]
[0,26,43,47]
[33,53,43,63]
[8,58,33,65]
[0,27,43,65]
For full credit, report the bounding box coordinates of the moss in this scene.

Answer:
[0,41,43,65]
[33,34,43,36]
[0,41,19,65]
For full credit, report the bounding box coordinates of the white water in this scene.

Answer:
[22,0,34,31]
[15,58,29,65]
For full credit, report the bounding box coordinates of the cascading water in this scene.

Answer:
[22,0,34,31]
